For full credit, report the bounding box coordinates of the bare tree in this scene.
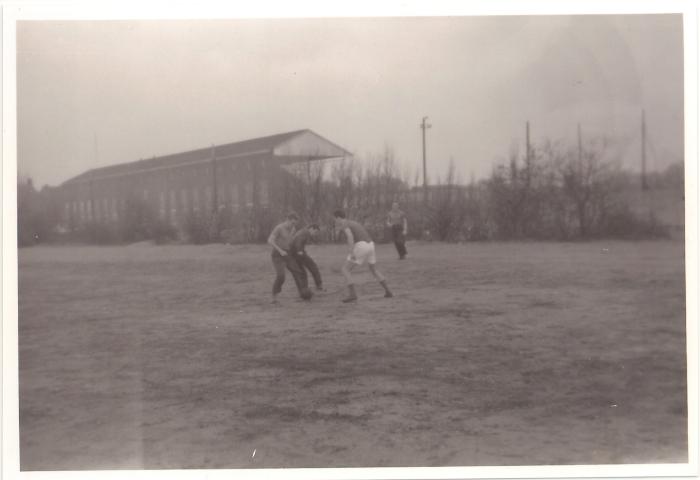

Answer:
[559,137,614,237]
[427,159,469,241]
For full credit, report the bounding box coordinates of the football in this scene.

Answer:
[300,288,313,300]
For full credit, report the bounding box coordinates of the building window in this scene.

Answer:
[259,180,269,206]
[245,183,253,207]
[230,184,238,209]
[159,192,166,218]
[205,186,212,211]
[170,191,177,217]
[180,189,188,213]
[192,188,200,212]
[112,199,118,221]
[79,201,85,221]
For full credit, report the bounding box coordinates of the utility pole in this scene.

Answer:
[577,123,582,161]
[525,121,532,186]
[211,144,218,214]
[307,155,312,219]
[577,123,583,177]
[420,116,431,206]
[525,121,531,165]
[641,109,648,191]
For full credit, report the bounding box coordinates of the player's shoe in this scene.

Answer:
[342,284,358,303]
[380,280,393,298]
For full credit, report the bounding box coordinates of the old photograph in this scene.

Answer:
[4,4,696,479]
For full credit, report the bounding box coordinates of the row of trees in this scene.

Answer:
[18,136,682,247]
[481,138,671,241]
[267,137,679,242]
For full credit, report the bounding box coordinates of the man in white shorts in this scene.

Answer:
[333,209,393,303]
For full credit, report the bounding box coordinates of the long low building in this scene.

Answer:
[59,129,352,230]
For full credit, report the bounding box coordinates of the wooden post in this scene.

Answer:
[642,109,648,191]
[421,116,431,205]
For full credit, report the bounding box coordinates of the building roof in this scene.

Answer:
[62,129,352,185]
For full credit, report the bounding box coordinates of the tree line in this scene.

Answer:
[18,136,682,246]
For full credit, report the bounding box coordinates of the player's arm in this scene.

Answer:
[267,226,287,256]
[295,231,308,255]
[403,216,408,236]
[344,227,355,255]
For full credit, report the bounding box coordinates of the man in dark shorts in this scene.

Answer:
[333,209,393,303]
[386,202,408,259]
[267,213,312,303]
[289,223,324,292]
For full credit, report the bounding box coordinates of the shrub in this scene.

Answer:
[183,213,211,244]
[151,220,178,244]
[596,206,669,239]
[84,221,121,244]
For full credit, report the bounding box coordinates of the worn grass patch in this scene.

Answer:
[17,241,687,469]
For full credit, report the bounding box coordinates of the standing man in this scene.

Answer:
[387,202,408,259]
[333,209,393,303]
[290,223,324,292]
[268,212,312,303]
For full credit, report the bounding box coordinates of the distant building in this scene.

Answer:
[58,129,351,230]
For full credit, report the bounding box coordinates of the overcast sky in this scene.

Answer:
[17,14,684,188]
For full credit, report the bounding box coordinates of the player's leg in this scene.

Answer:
[271,251,286,303]
[397,230,407,259]
[286,254,312,300]
[301,253,323,290]
[341,259,358,302]
[368,263,393,298]
[394,225,407,259]
[367,244,393,297]
[290,253,310,285]
[392,224,404,259]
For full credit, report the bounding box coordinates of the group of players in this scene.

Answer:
[267,203,409,303]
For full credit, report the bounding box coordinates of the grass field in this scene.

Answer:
[17,240,687,470]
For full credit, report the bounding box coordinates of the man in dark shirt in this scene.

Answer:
[289,223,324,292]
[267,213,312,303]
[333,209,393,303]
